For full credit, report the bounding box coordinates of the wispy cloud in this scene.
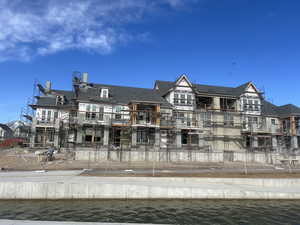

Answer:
[0,0,198,62]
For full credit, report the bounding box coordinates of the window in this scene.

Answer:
[248,117,258,127]
[271,119,276,125]
[42,110,46,121]
[187,95,192,105]
[47,111,51,122]
[85,135,93,142]
[174,94,179,104]
[54,111,58,120]
[224,113,234,127]
[248,100,253,111]
[243,99,247,110]
[137,128,148,144]
[201,112,212,126]
[180,94,185,104]
[101,89,108,98]
[254,100,259,111]
[99,107,104,121]
[115,106,122,120]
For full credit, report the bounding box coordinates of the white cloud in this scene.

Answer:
[0,0,198,62]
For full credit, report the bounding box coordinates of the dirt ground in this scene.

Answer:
[1,147,300,178]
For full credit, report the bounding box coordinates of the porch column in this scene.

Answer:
[272,136,278,150]
[154,128,160,150]
[291,136,298,149]
[198,133,205,148]
[176,129,182,149]
[30,118,36,148]
[213,97,220,111]
[252,136,258,148]
[76,128,83,145]
[54,129,60,148]
[131,127,137,148]
[103,126,109,147]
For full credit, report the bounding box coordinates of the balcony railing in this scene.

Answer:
[36,118,59,126]
[242,124,282,134]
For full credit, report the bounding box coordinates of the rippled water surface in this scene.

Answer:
[0,200,300,225]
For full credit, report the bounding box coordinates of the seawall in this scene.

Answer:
[0,171,300,200]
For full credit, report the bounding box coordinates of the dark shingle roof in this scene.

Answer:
[34,90,74,108]
[276,104,300,117]
[260,101,300,117]
[261,100,279,117]
[77,83,172,108]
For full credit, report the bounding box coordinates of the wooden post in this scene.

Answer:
[291,116,296,136]
[131,104,137,125]
[156,104,161,126]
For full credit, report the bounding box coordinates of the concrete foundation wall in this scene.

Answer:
[1,177,300,199]
[75,150,285,164]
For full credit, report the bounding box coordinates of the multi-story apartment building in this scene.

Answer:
[29,73,300,152]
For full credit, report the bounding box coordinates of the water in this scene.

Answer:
[0,200,300,225]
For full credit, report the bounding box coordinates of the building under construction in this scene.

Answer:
[27,73,300,153]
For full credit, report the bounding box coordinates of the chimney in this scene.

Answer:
[45,81,52,93]
[82,72,89,83]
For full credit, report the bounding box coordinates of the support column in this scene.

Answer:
[103,126,109,147]
[30,119,36,148]
[252,136,258,148]
[154,128,160,150]
[198,133,205,148]
[176,129,182,149]
[272,136,278,150]
[131,127,137,149]
[213,97,220,111]
[291,136,298,149]
[76,128,83,145]
[54,129,59,148]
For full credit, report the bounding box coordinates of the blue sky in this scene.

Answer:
[0,0,300,123]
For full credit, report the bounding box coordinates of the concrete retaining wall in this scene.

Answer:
[1,175,300,199]
[75,150,285,164]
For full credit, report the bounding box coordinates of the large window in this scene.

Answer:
[224,113,234,127]
[42,110,46,121]
[187,95,192,105]
[180,94,185,104]
[174,94,179,104]
[201,112,212,126]
[242,97,260,112]
[136,128,155,144]
[99,107,104,121]
[173,92,193,105]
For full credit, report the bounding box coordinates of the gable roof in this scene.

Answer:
[175,74,193,87]
[155,80,252,97]
[0,124,13,135]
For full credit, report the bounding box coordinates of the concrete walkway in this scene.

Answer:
[1,170,300,199]
[0,220,165,225]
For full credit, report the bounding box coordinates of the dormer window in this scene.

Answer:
[56,95,65,105]
[101,88,109,98]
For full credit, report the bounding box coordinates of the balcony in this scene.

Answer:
[242,123,282,134]
[175,118,199,129]
[35,118,59,127]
